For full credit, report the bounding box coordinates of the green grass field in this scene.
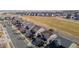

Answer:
[21,16,79,39]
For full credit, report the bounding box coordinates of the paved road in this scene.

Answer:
[1,20,30,48]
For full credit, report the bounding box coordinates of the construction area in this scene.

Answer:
[0,10,79,48]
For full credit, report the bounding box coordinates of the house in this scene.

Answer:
[32,29,57,47]
[25,22,35,37]
[45,39,65,48]
[40,29,56,41]
[35,27,47,37]
[19,21,33,33]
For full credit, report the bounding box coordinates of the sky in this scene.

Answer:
[0,0,79,10]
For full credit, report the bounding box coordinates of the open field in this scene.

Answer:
[21,16,79,40]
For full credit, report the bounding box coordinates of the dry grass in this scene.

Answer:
[0,24,4,37]
[21,16,79,39]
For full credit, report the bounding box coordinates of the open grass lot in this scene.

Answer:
[21,16,79,40]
